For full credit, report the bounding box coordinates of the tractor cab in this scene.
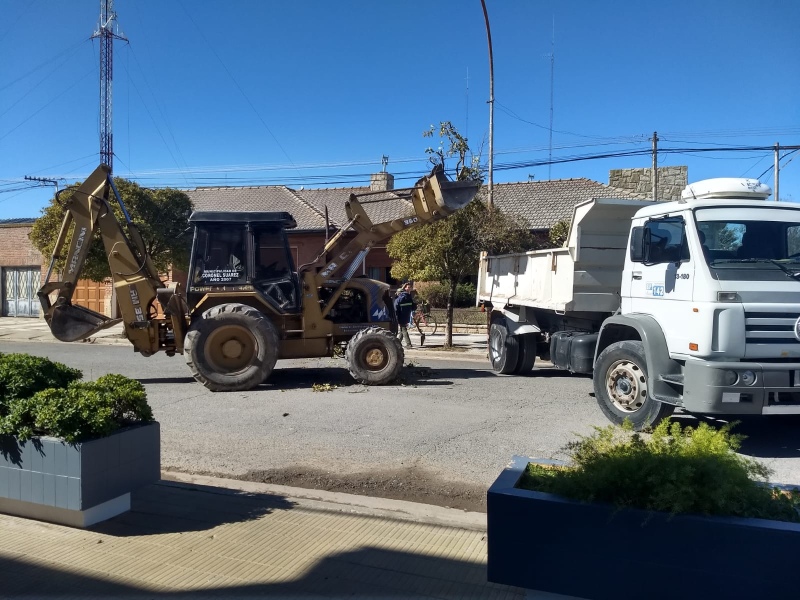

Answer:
[187,211,300,313]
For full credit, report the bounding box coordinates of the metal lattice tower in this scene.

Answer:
[92,0,126,173]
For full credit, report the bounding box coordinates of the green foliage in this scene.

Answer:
[423,121,482,181]
[29,176,193,282]
[0,354,152,443]
[0,353,82,416]
[419,282,476,308]
[388,199,532,286]
[548,219,570,247]
[518,420,800,523]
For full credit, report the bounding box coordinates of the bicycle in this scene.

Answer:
[412,301,438,336]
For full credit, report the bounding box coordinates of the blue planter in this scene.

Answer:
[0,422,160,527]
[487,455,800,600]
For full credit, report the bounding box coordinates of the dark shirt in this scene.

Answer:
[394,291,416,325]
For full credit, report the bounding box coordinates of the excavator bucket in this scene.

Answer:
[39,293,122,343]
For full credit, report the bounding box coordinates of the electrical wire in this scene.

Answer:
[176,0,300,178]
[0,68,95,142]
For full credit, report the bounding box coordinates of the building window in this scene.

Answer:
[367,267,384,282]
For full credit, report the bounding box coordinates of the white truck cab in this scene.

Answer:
[478,178,800,429]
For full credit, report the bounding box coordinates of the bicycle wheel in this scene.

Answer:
[415,313,438,336]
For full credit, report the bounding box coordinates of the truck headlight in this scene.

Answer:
[740,370,756,386]
[717,292,741,302]
[723,370,738,386]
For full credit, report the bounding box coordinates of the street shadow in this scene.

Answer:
[531,368,589,379]
[670,412,800,460]
[137,377,196,385]
[399,365,498,387]
[262,366,358,390]
[90,480,296,537]
[0,546,519,598]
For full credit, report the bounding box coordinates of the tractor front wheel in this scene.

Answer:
[345,327,404,385]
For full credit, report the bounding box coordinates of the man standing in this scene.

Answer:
[394,282,416,349]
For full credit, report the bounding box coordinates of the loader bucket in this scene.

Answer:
[436,178,481,215]
[44,302,122,343]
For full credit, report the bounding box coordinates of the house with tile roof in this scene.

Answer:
[479,178,649,235]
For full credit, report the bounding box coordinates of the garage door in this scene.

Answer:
[73,279,106,315]
[2,267,41,317]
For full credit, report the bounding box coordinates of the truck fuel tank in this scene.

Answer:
[550,331,598,374]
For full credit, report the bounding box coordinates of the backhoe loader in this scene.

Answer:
[38,163,479,391]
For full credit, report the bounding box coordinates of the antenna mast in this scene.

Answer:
[548,17,555,181]
[92,0,127,173]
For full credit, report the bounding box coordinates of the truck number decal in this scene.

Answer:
[674,273,690,280]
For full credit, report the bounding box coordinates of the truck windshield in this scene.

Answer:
[694,208,800,280]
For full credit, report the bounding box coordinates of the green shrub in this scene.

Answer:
[0,353,82,416]
[518,420,800,523]
[1,373,153,444]
[419,282,477,308]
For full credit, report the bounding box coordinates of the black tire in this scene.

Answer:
[489,319,520,374]
[514,333,537,374]
[185,303,279,392]
[345,327,404,385]
[593,340,674,430]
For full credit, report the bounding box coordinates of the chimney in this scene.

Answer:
[370,172,394,191]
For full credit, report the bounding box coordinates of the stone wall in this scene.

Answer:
[608,166,688,202]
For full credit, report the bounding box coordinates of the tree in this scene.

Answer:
[548,219,571,247]
[389,123,532,347]
[30,177,193,282]
[424,121,483,181]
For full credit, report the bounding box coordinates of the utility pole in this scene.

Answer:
[24,176,61,193]
[91,0,127,173]
[651,131,658,201]
[774,142,780,201]
[480,0,494,208]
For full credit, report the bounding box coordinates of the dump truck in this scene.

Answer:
[38,163,479,391]
[478,178,800,429]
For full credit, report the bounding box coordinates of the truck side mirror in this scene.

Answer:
[630,226,648,262]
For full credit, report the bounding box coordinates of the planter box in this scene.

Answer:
[0,422,160,528]
[487,455,800,600]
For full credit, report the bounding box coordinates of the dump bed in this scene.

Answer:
[477,198,656,313]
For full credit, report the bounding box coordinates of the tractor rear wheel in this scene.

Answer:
[185,303,279,392]
[345,327,404,385]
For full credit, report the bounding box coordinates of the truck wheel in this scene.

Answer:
[514,333,537,374]
[185,303,279,392]
[346,327,404,385]
[489,320,520,374]
[593,340,673,430]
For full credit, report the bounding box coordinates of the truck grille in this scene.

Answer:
[745,312,800,345]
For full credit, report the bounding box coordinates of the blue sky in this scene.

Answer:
[1,0,798,219]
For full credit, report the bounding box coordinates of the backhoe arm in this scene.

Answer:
[38,164,186,354]
[310,167,480,290]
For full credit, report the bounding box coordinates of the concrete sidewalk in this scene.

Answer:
[0,316,489,359]
[0,473,580,599]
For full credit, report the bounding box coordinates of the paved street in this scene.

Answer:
[3,337,800,509]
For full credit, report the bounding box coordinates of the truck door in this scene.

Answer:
[623,216,696,356]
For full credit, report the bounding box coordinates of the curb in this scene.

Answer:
[161,471,487,531]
